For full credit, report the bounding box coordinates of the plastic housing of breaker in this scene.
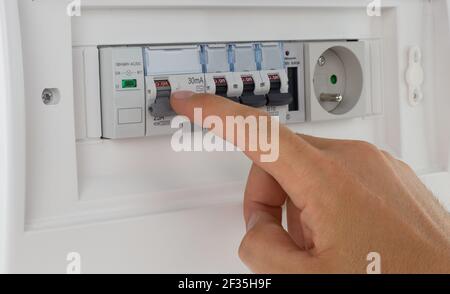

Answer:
[203,44,244,98]
[258,43,291,120]
[144,45,205,137]
[204,73,244,98]
[144,45,203,76]
[99,47,146,139]
[282,41,306,124]
[261,70,290,120]
[231,43,289,122]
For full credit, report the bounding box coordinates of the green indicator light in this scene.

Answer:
[330,74,338,85]
[122,79,137,88]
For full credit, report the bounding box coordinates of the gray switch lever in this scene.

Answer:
[149,97,176,117]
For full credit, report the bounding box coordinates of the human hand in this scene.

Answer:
[171,91,450,274]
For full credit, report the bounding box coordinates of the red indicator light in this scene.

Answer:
[268,74,281,81]
[214,77,227,86]
[241,75,254,84]
[155,80,171,88]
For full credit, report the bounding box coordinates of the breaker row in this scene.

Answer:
[98,40,376,139]
[144,43,293,118]
[100,42,296,139]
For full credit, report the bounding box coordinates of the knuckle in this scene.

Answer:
[380,150,392,158]
[238,230,258,263]
[238,223,278,264]
[350,140,381,157]
[397,158,413,171]
[238,241,249,263]
[353,140,377,151]
[381,150,396,163]
[380,150,414,171]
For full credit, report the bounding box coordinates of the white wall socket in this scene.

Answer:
[304,41,370,122]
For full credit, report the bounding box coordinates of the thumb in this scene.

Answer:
[239,211,323,274]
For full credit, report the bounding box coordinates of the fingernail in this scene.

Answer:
[171,91,195,100]
[246,213,260,232]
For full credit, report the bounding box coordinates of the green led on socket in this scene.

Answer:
[330,74,338,85]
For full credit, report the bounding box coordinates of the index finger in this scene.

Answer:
[170,91,322,194]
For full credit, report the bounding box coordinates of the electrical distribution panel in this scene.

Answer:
[98,40,379,139]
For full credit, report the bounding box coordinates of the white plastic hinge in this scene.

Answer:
[405,46,424,106]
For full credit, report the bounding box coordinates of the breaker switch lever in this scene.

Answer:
[214,77,240,103]
[149,80,175,117]
[266,73,293,106]
[240,75,267,107]
[149,97,175,117]
[267,93,293,106]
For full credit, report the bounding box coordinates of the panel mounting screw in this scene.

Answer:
[42,89,54,105]
[41,88,60,105]
[318,56,326,66]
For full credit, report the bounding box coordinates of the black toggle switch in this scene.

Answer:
[267,92,293,106]
[240,95,268,107]
[241,75,256,94]
[268,73,282,92]
[239,75,267,107]
[265,73,293,106]
[213,77,239,103]
[214,77,228,97]
[227,96,240,103]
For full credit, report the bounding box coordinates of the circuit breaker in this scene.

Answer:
[98,40,379,139]
[99,47,146,139]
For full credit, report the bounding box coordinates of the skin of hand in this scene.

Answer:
[170,91,450,274]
